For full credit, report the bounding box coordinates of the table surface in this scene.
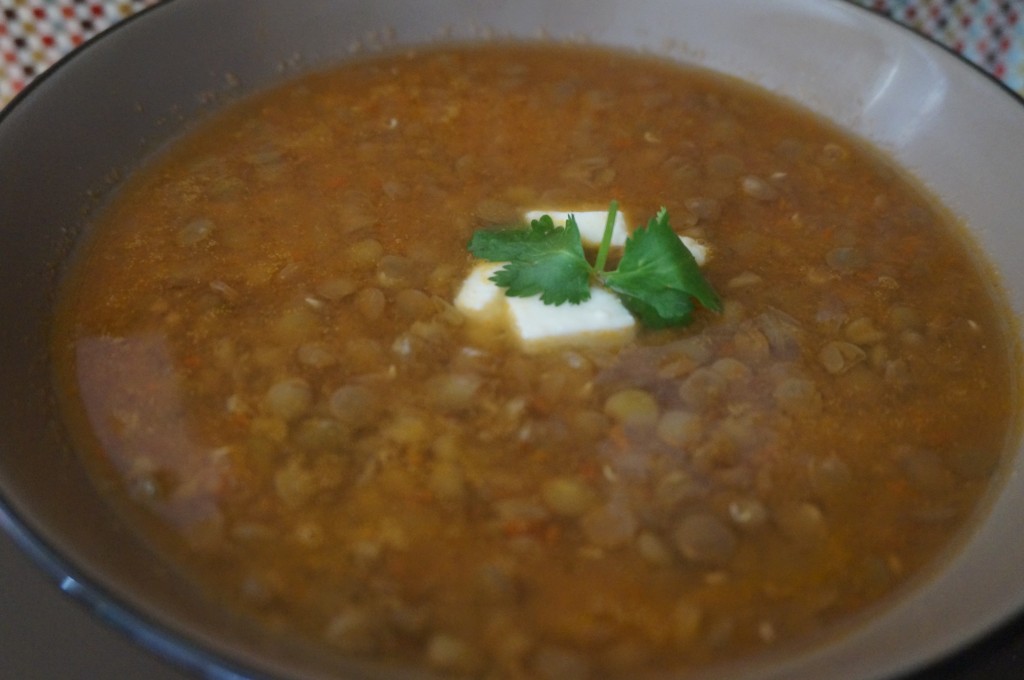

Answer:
[2,1,1024,679]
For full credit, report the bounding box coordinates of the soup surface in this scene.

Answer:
[53,44,1017,678]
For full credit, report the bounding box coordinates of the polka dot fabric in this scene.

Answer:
[1,0,1022,108]
[1,0,156,106]
[864,0,1023,91]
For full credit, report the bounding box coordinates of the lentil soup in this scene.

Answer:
[52,44,1018,678]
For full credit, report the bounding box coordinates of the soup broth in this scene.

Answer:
[53,44,1018,678]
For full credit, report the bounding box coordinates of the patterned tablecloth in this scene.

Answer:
[1,0,1023,108]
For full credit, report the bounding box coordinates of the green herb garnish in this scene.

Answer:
[466,213,592,305]
[468,201,722,328]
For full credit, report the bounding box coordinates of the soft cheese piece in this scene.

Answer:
[454,262,506,321]
[505,287,636,353]
[456,207,708,352]
[454,261,636,352]
[523,209,629,248]
[681,235,708,266]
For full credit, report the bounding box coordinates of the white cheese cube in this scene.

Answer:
[523,209,629,248]
[505,286,636,353]
[454,262,507,322]
[456,204,710,353]
[681,235,708,266]
[455,261,636,353]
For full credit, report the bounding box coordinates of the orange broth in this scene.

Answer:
[52,44,1017,678]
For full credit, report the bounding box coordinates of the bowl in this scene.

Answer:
[1,1,1023,678]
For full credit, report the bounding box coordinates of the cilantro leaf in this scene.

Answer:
[466,203,722,329]
[468,214,592,305]
[603,207,722,326]
[614,285,698,329]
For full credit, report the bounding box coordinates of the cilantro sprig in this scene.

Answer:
[466,214,591,305]
[467,201,722,328]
